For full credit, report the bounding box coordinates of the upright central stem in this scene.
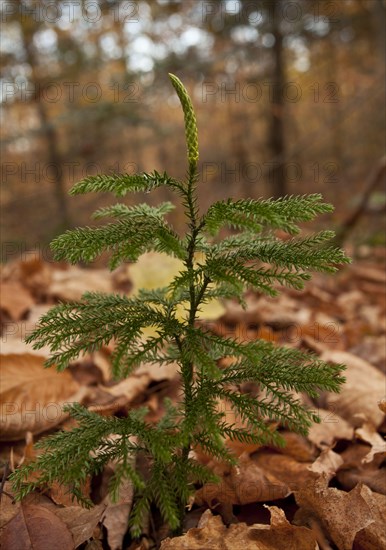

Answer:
[175,161,200,532]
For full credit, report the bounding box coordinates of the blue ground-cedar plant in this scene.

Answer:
[11,74,350,536]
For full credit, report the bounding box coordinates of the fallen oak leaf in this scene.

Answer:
[1,503,74,550]
[307,408,354,449]
[308,449,343,480]
[195,453,292,507]
[294,476,374,550]
[0,482,21,530]
[101,475,134,550]
[319,350,385,428]
[0,354,88,441]
[0,281,35,321]
[355,422,386,464]
[48,266,113,302]
[95,436,136,550]
[354,487,386,550]
[336,442,386,495]
[54,504,106,549]
[161,507,318,550]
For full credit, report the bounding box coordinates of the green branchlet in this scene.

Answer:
[11,73,350,537]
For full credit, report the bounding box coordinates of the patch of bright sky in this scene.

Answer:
[304,15,330,37]
[100,32,122,60]
[224,0,241,14]
[248,11,264,27]
[262,33,275,48]
[285,36,310,72]
[0,22,24,60]
[33,28,58,54]
[230,25,258,44]
[126,35,155,72]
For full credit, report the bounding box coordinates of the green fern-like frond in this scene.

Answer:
[70,170,181,196]
[11,73,350,536]
[51,214,186,268]
[204,194,334,236]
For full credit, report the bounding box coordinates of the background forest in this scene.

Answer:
[1,0,385,256]
[1,2,386,549]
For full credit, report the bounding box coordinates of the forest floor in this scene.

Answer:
[0,248,385,550]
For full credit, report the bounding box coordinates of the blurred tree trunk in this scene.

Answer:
[227,99,250,197]
[333,156,386,246]
[21,19,70,229]
[371,0,386,67]
[267,0,286,198]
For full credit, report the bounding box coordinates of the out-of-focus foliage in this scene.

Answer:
[1,0,385,249]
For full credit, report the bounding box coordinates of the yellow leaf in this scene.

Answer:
[129,252,226,324]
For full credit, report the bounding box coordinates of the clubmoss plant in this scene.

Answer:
[11,74,350,536]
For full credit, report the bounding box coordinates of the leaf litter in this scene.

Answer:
[0,253,385,549]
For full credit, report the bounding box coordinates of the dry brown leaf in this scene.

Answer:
[319,350,386,428]
[54,504,106,548]
[307,408,354,449]
[336,442,386,494]
[161,507,318,550]
[99,361,179,410]
[195,453,293,507]
[351,264,386,285]
[294,477,375,550]
[91,349,113,383]
[18,257,53,298]
[0,482,21,530]
[308,449,343,480]
[49,478,91,507]
[1,304,53,357]
[271,431,316,462]
[0,281,35,321]
[354,488,386,550]
[102,477,134,550]
[48,266,113,302]
[0,354,87,440]
[252,451,315,493]
[351,334,386,372]
[135,361,179,382]
[355,422,386,463]
[223,293,311,329]
[102,374,151,401]
[1,503,74,549]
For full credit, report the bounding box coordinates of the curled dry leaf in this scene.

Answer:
[18,257,53,298]
[94,360,179,414]
[294,476,375,550]
[102,478,134,550]
[1,503,74,550]
[194,451,315,507]
[271,431,316,462]
[308,449,343,481]
[54,505,106,549]
[319,350,385,428]
[0,354,87,440]
[223,293,311,329]
[307,409,354,449]
[161,507,318,550]
[0,305,53,357]
[336,443,386,495]
[354,488,386,550]
[0,281,35,321]
[355,422,386,464]
[0,482,21,530]
[99,441,135,550]
[49,266,113,302]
